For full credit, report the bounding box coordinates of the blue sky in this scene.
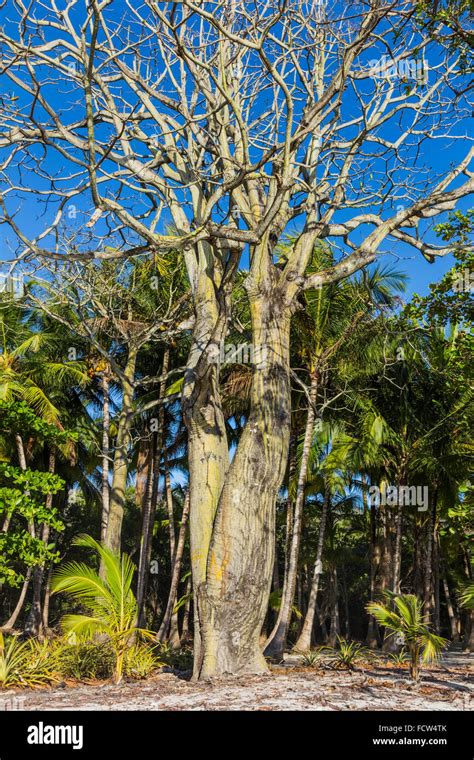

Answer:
[0,1,472,301]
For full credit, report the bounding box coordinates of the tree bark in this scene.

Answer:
[423,494,436,624]
[25,447,57,636]
[185,273,292,678]
[366,486,380,648]
[328,566,340,647]
[293,488,329,652]
[265,370,318,659]
[442,569,459,643]
[103,346,138,555]
[100,371,111,544]
[157,492,190,645]
[136,349,169,628]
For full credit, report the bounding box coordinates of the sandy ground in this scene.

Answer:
[1,653,472,712]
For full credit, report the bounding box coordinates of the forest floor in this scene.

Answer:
[2,652,472,711]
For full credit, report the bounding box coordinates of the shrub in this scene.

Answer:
[56,639,115,681]
[124,644,162,679]
[0,632,59,688]
[321,637,368,670]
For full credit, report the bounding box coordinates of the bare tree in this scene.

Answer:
[0,0,472,678]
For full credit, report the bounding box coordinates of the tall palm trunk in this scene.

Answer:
[103,346,137,555]
[423,493,437,624]
[100,371,111,544]
[157,492,190,645]
[136,349,169,627]
[265,370,318,659]
[366,484,379,648]
[293,487,329,652]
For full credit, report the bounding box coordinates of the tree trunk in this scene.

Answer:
[293,488,329,652]
[366,487,380,648]
[103,346,137,555]
[2,569,32,630]
[181,576,192,644]
[42,562,54,631]
[157,492,190,644]
[100,371,111,544]
[265,370,318,659]
[25,447,57,636]
[442,570,460,643]
[328,566,340,647]
[136,349,169,627]
[423,495,436,624]
[185,276,292,679]
[4,435,35,630]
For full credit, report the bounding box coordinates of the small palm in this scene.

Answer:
[367,592,447,681]
[52,534,151,683]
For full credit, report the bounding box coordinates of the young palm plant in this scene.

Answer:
[367,592,447,681]
[52,534,151,684]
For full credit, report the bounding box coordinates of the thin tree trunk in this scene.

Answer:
[103,346,138,555]
[328,566,340,647]
[423,494,436,624]
[157,492,190,645]
[442,570,460,643]
[25,447,57,637]
[164,447,176,564]
[265,370,318,659]
[136,434,156,627]
[5,435,35,630]
[393,497,403,594]
[293,487,329,652]
[2,568,32,630]
[366,486,379,648]
[100,371,111,544]
[42,562,54,631]
[136,349,169,627]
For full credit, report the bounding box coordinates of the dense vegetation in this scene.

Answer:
[0,214,472,683]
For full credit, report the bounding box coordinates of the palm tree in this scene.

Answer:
[264,247,405,659]
[51,534,151,684]
[367,592,447,680]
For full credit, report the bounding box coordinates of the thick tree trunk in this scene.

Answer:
[157,492,190,644]
[100,371,111,544]
[293,488,329,652]
[185,275,292,678]
[265,370,318,659]
[104,347,137,555]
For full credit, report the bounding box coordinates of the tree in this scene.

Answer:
[367,592,447,680]
[1,1,472,678]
